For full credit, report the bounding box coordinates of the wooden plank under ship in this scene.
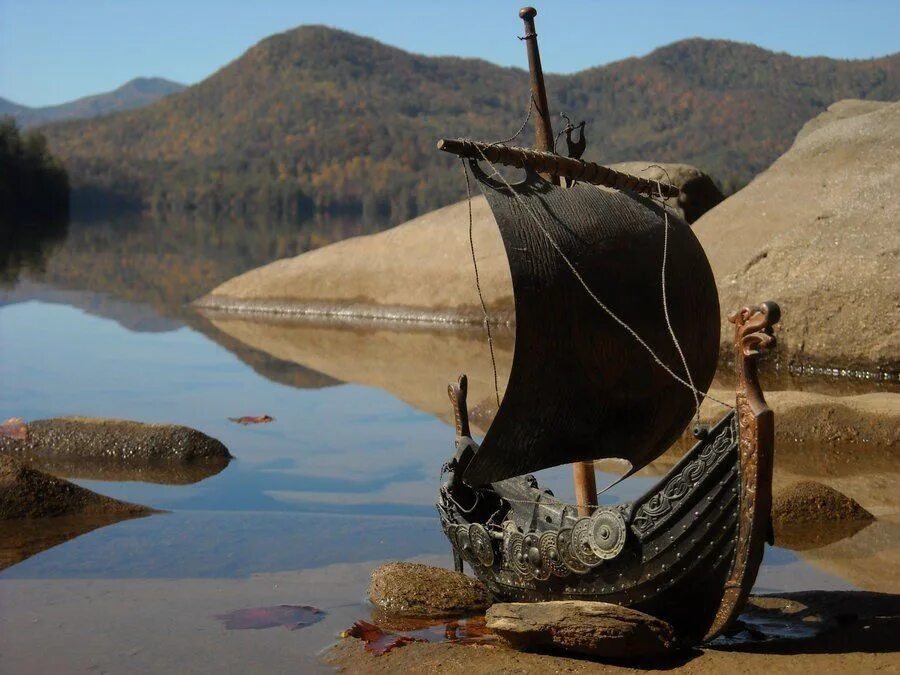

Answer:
[435,7,781,644]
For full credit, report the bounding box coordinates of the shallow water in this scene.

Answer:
[0,215,895,672]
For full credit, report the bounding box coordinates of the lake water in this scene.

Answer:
[0,215,893,672]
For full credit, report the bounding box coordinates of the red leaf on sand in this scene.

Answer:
[228,415,275,425]
[342,620,425,655]
[215,605,324,630]
[0,417,28,440]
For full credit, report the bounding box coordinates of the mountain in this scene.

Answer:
[1,77,186,129]
[40,27,899,221]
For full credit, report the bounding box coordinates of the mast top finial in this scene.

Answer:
[519,6,537,20]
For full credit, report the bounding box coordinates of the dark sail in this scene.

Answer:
[463,166,720,486]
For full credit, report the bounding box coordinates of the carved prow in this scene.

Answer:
[705,301,780,641]
[448,374,471,440]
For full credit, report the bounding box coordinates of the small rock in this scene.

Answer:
[772,481,875,550]
[0,454,153,519]
[0,417,231,464]
[369,562,491,617]
[608,161,724,224]
[486,601,675,659]
[772,481,874,527]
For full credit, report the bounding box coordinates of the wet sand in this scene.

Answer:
[0,561,375,674]
[2,554,896,674]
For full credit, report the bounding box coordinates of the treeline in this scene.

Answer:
[0,117,70,284]
[1,117,69,222]
[41,27,900,222]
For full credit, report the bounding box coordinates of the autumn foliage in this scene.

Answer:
[39,27,899,222]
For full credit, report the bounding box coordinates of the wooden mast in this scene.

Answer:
[519,6,596,516]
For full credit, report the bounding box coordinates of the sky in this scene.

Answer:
[2,0,898,107]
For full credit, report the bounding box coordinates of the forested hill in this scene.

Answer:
[2,78,185,129]
[41,26,899,221]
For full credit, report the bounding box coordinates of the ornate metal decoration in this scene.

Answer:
[468,523,495,567]
[557,527,589,574]
[454,524,474,564]
[632,416,736,538]
[504,528,531,577]
[540,530,569,577]
[588,508,627,560]
[572,517,603,567]
[522,532,551,580]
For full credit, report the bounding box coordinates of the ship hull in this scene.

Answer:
[438,412,738,642]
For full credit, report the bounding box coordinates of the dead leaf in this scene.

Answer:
[215,605,324,630]
[228,415,275,425]
[342,619,425,655]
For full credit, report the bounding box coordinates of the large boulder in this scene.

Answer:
[368,562,491,617]
[693,100,899,371]
[198,195,513,323]
[608,161,723,223]
[486,601,675,659]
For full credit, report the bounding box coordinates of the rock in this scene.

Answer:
[0,417,232,465]
[368,562,491,617]
[608,161,724,223]
[772,480,875,529]
[771,480,877,551]
[693,100,899,371]
[0,454,153,520]
[794,99,890,142]
[485,600,675,659]
[197,195,514,323]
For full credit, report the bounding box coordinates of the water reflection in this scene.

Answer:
[199,313,515,432]
[0,215,69,287]
[1,212,387,323]
[20,456,230,485]
[0,512,152,572]
[2,511,449,579]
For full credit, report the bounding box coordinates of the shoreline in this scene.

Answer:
[195,301,899,381]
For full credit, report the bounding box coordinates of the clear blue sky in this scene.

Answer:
[2,0,898,107]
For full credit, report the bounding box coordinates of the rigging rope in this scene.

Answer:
[462,93,538,410]
[648,166,702,423]
[462,160,502,409]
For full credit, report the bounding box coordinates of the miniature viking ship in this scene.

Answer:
[436,7,780,643]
